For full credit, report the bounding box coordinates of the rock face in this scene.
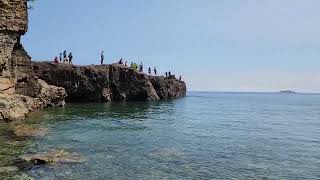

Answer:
[32,62,186,102]
[0,0,67,122]
[0,80,67,122]
[0,0,28,32]
[0,0,28,94]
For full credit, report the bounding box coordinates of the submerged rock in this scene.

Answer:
[0,166,19,173]
[32,62,186,102]
[149,148,184,161]
[13,125,48,137]
[20,149,87,165]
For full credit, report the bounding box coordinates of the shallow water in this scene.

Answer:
[2,92,320,179]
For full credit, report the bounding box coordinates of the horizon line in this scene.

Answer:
[187,90,320,94]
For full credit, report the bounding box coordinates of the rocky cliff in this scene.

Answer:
[0,0,186,122]
[32,62,186,102]
[0,0,66,122]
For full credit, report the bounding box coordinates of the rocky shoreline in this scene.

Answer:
[0,0,186,123]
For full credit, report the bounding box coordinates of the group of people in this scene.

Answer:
[165,71,182,82]
[99,51,182,81]
[113,56,158,76]
[52,50,183,82]
[53,50,73,64]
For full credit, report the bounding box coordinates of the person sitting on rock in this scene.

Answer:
[68,52,73,64]
[53,57,59,64]
[119,58,123,65]
[154,67,157,75]
[148,67,151,75]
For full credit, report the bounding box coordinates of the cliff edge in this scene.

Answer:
[32,62,186,102]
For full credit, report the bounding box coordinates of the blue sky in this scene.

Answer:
[23,0,320,92]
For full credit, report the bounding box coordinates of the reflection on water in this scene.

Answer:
[1,92,320,179]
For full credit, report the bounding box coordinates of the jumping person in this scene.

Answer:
[101,51,104,65]
[68,52,73,64]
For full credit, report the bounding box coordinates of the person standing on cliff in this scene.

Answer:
[139,62,143,72]
[148,67,151,75]
[63,50,67,58]
[154,67,157,75]
[59,53,62,63]
[101,51,104,65]
[63,50,68,64]
[68,52,73,64]
[168,71,171,77]
[165,72,168,77]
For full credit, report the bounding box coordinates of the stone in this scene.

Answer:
[13,173,35,180]
[0,77,15,94]
[0,79,67,122]
[20,149,87,165]
[13,124,48,137]
[0,166,18,173]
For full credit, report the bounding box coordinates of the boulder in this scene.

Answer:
[0,79,67,122]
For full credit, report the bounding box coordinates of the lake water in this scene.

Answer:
[1,92,320,179]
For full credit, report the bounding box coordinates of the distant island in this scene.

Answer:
[279,90,297,94]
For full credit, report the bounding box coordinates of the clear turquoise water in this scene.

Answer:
[18,92,320,179]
